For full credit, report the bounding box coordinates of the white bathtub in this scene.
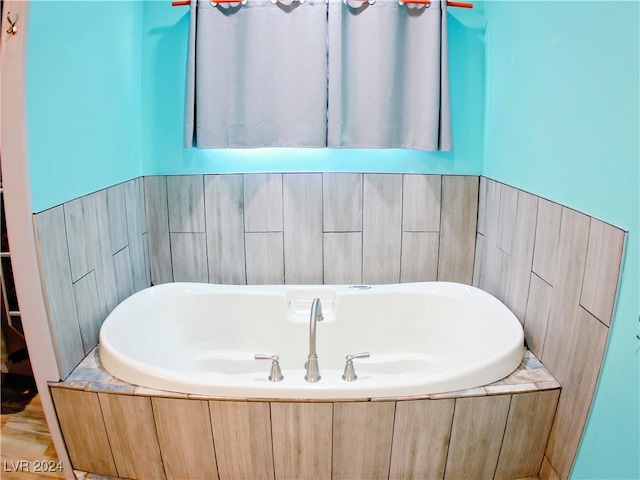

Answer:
[99,282,524,399]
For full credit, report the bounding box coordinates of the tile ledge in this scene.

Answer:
[51,346,560,402]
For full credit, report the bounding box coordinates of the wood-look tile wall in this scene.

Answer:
[474,178,625,480]
[143,174,478,287]
[35,178,151,378]
[51,387,560,480]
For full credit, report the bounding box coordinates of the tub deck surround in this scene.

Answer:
[51,350,559,480]
[54,346,559,400]
[97,282,524,399]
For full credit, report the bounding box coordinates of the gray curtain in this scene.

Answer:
[185,0,328,148]
[186,0,451,151]
[327,0,452,150]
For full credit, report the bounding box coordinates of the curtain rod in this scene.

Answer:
[172,0,473,7]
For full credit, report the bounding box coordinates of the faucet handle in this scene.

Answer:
[342,352,370,382]
[255,353,279,361]
[346,352,370,362]
[255,354,284,382]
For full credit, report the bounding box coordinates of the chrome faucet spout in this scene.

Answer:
[304,298,323,382]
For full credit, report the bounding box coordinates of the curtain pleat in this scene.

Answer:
[184,0,198,147]
[438,0,452,151]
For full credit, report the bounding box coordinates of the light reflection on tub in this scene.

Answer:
[99,282,524,399]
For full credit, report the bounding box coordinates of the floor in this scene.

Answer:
[1,374,65,480]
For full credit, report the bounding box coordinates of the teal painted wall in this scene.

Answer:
[140,1,485,176]
[27,1,144,213]
[482,1,639,478]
